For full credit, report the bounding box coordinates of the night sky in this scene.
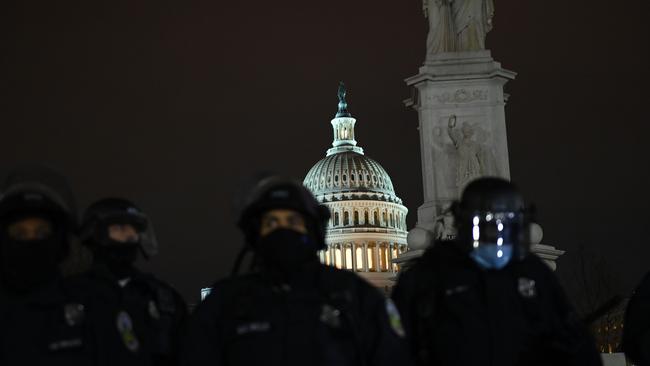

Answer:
[2,0,649,304]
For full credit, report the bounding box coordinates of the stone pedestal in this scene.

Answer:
[395,52,565,271]
[404,50,515,232]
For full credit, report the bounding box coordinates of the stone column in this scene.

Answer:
[388,243,394,272]
[363,242,369,272]
[373,242,380,273]
[341,243,347,269]
[351,243,357,271]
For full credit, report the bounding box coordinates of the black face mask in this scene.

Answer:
[255,229,318,273]
[94,242,139,279]
[1,236,62,294]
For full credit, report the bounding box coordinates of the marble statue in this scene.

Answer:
[424,0,495,55]
[453,0,495,51]
[447,115,494,191]
[423,0,455,54]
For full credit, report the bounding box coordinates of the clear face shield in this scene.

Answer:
[97,208,159,259]
[466,211,526,270]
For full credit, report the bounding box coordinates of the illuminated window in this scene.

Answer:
[345,245,353,270]
[356,246,364,270]
[324,249,331,266]
[367,243,375,272]
[334,247,342,269]
[380,244,389,271]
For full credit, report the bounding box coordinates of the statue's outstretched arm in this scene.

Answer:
[447,116,460,148]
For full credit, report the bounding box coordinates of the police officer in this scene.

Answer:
[392,177,602,366]
[79,198,187,366]
[182,177,412,366]
[0,165,102,365]
[623,272,650,365]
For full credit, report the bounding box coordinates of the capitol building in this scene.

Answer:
[303,83,408,291]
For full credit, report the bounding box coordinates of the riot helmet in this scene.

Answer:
[235,177,330,274]
[0,165,77,292]
[80,198,158,274]
[238,177,330,250]
[452,177,531,270]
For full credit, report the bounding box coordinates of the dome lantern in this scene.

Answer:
[327,82,364,157]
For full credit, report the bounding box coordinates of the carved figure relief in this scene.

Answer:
[447,115,497,193]
[433,209,457,241]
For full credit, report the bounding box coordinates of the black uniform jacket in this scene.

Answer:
[392,242,602,366]
[623,271,650,365]
[79,264,188,366]
[181,262,412,366]
[0,275,109,365]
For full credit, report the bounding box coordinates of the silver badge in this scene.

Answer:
[320,304,342,329]
[148,300,160,320]
[518,277,537,299]
[116,311,140,352]
[64,303,85,327]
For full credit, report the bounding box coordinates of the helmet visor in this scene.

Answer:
[467,211,525,250]
[97,209,158,258]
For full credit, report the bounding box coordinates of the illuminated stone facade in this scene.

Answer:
[304,84,408,292]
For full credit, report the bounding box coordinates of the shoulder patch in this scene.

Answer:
[385,299,405,338]
[116,311,140,352]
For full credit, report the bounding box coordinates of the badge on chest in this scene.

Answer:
[518,277,537,299]
[320,304,342,329]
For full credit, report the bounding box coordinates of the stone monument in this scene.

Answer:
[396,0,564,270]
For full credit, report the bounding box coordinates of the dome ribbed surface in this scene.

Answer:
[303,151,397,198]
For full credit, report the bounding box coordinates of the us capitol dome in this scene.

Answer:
[303,83,408,291]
